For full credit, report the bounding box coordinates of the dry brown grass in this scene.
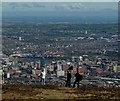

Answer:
[1,84,120,100]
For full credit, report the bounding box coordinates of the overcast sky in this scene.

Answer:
[2,2,118,23]
[1,0,119,2]
[3,2,118,12]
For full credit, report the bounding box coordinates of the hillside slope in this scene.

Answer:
[2,84,120,100]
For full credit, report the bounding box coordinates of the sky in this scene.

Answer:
[2,2,118,23]
[1,0,119,2]
[3,2,118,12]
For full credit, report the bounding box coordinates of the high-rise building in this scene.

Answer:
[40,55,46,68]
[85,30,88,34]
[19,37,22,41]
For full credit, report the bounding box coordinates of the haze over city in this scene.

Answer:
[3,2,118,23]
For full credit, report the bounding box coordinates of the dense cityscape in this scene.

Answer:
[1,2,120,100]
[1,22,120,87]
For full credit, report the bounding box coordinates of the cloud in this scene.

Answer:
[2,0,120,2]
[21,3,46,8]
[5,3,46,9]
[32,3,46,8]
[54,3,87,10]
[8,3,19,9]
[21,3,31,8]
[65,3,87,10]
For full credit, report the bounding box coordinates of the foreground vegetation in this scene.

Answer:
[2,84,120,100]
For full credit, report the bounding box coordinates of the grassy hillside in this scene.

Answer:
[2,84,120,100]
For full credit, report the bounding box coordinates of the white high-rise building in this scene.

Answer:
[85,30,88,34]
[19,37,22,41]
[79,56,83,61]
